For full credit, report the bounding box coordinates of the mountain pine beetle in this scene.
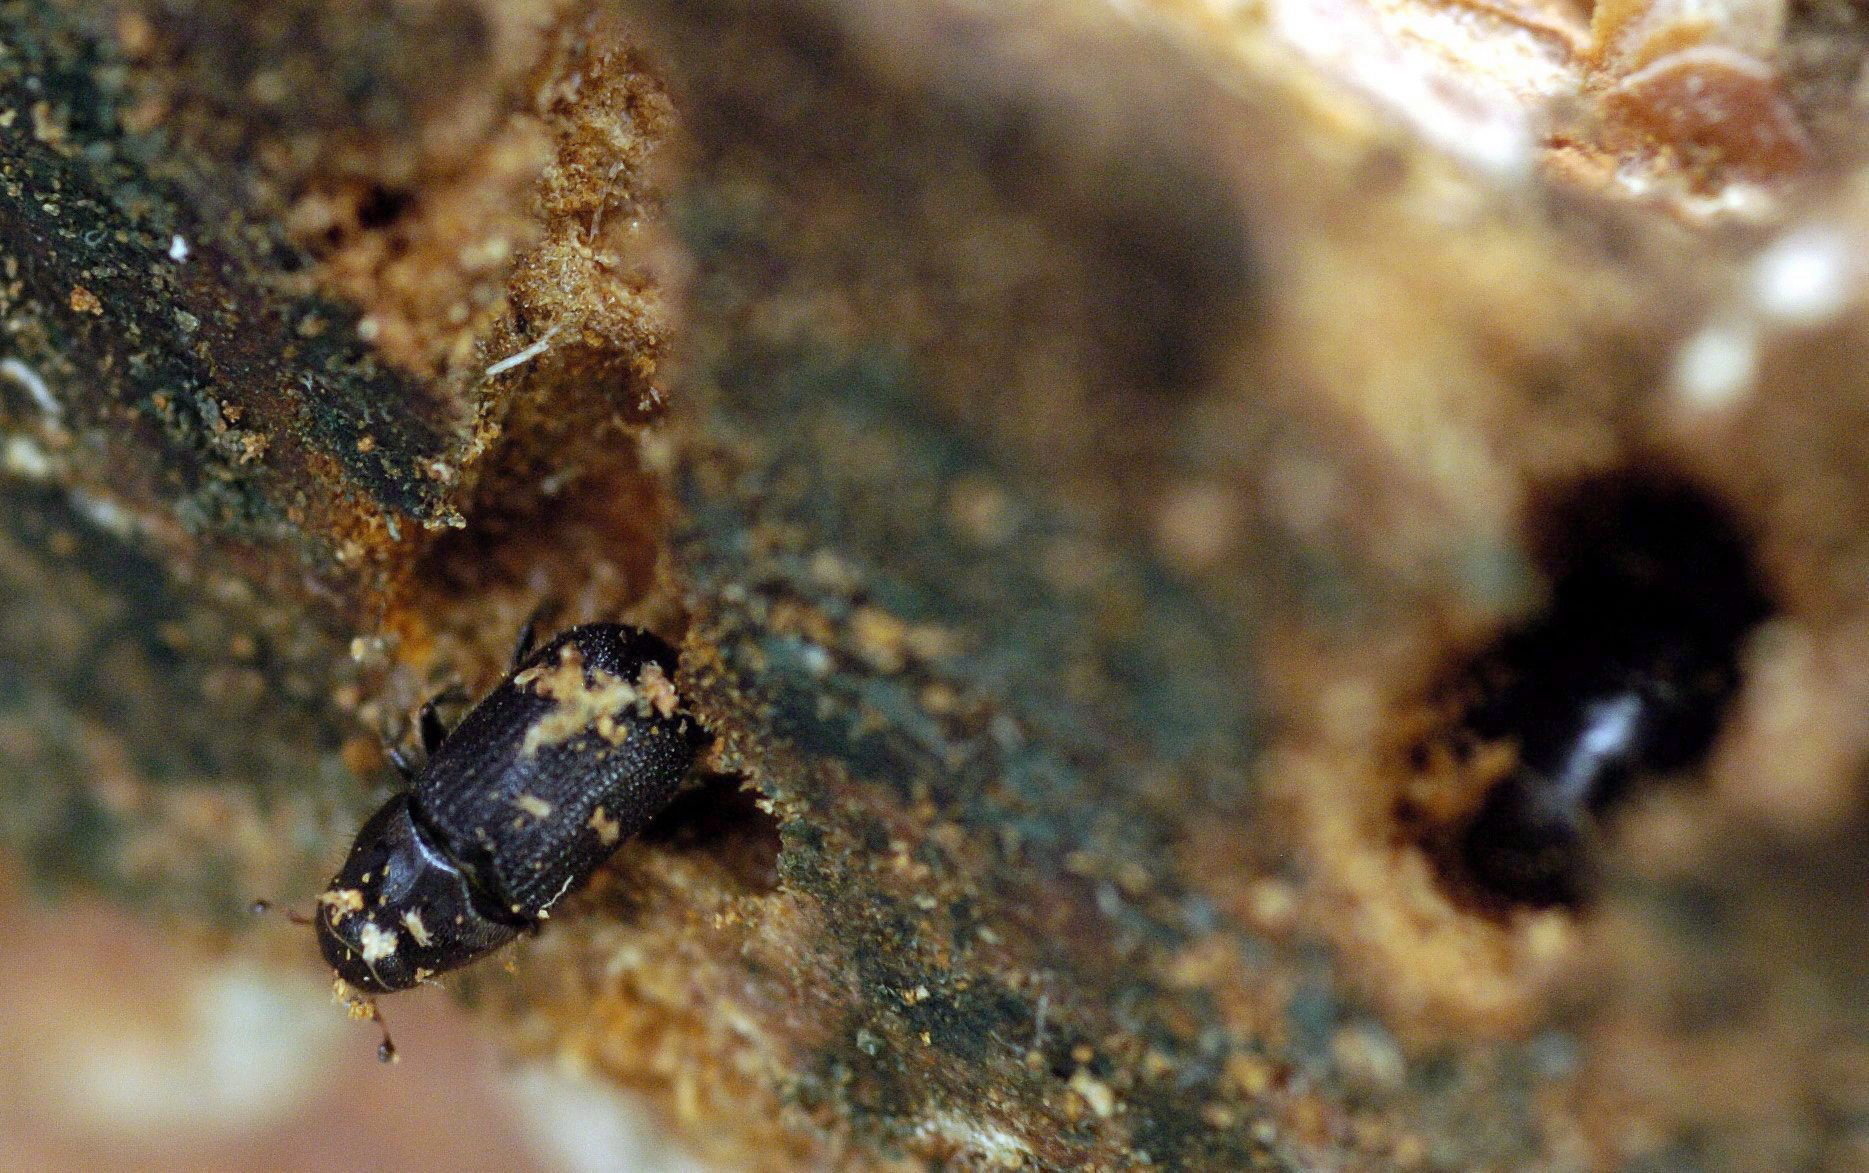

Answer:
[309,622,702,1045]
[1442,474,1769,908]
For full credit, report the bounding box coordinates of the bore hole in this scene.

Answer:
[1409,470,1772,910]
[640,774,783,894]
[354,184,413,231]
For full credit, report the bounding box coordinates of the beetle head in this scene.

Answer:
[315,794,519,993]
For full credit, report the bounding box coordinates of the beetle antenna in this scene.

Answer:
[250,899,313,927]
[335,980,401,1063]
[369,999,399,1064]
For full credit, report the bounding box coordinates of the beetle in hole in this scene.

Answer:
[271,621,703,1059]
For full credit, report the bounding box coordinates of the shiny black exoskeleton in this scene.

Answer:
[318,623,701,993]
[1450,475,1770,908]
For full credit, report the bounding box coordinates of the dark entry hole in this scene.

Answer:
[640,774,783,894]
[1413,470,1772,910]
[354,184,412,230]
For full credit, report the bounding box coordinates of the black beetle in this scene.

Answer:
[315,622,702,1008]
[1448,474,1769,908]
[1456,662,1720,908]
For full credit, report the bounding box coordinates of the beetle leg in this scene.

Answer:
[510,600,557,669]
[418,697,450,756]
[384,688,462,773]
[387,744,421,782]
[511,622,538,670]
